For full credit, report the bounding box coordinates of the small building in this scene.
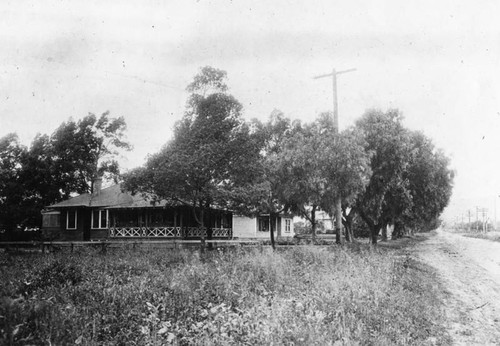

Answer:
[42,184,294,241]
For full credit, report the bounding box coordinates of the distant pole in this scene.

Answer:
[468,209,471,231]
[313,68,356,244]
[495,196,498,230]
[476,207,479,231]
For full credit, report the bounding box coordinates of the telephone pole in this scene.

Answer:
[467,209,471,231]
[313,68,356,244]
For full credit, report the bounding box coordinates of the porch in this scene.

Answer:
[106,207,233,239]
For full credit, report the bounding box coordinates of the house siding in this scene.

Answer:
[232,215,295,239]
[232,216,257,238]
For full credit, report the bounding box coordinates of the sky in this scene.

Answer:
[1,0,500,223]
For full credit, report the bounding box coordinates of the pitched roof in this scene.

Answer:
[48,184,167,209]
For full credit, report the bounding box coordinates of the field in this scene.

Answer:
[0,239,450,345]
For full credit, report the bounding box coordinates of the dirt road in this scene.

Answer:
[415,230,500,345]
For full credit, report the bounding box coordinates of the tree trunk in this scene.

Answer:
[192,202,204,228]
[342,207,355,243]
[206,204,213,249]
[370,225,380,245]
[335,198,343,245]
[311,205,317,241]
[333,207,341,244]
[381,224,388,241]
[356,207,379,245]
[393,221,403,239]
[269,212,276,251]
[192,203,206,250]
[342,214,354,243]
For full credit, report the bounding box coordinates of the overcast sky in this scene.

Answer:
[1,0,500,221]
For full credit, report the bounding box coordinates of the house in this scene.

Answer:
[42,182,294,241]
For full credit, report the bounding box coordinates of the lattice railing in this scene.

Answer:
[109,226,232,239]
[110,227,181,238]
[186,227,207,238]
[110,227,144,237]
[146,227,182,237]
[212,228,232,238]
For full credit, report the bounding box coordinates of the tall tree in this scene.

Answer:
[51,111,131,195]
[0,134,27,234]
[0,112,131,233]
[18,134,60,226]
[352,109,453,243]
[353,109,413,244]
[321,127,372,242]
[124,66,262,239]
[400,131,454,235]
[277,114,371,240]
[249,110,300,249]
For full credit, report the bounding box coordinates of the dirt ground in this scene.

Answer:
[414,229,500,345]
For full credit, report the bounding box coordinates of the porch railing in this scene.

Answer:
[109,226,232,239]
[212,228,232,238]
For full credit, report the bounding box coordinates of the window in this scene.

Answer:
[67,210,77,230]
[42,212,60,228]
[258,218,270,232]
[285,219,291,233]
[92,209,108,229]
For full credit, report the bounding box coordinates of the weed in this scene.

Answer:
[0,243,450,345]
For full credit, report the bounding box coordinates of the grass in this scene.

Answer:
[0,240,450,345]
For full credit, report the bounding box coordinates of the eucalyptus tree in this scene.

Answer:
[321,127,372,242]
[277,113,371,241]
[124,66,262,238]
[401,131,454,235]
[249,110,301,248]
[352,109,453,244]
[17,134,61,226]
[352,109,413,244]
[0,133,27,234]
[51,111,131,195]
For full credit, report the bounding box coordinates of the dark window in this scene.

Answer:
[101,210,107,228]
[42,213,60,228]
[92,210,99,228]
[258,218,269,232]
[67,210,77,230]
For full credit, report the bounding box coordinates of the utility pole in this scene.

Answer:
[467,209,471,231]
[476,206,479,231]
[495,195,499,230]
[313,68,356,244]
